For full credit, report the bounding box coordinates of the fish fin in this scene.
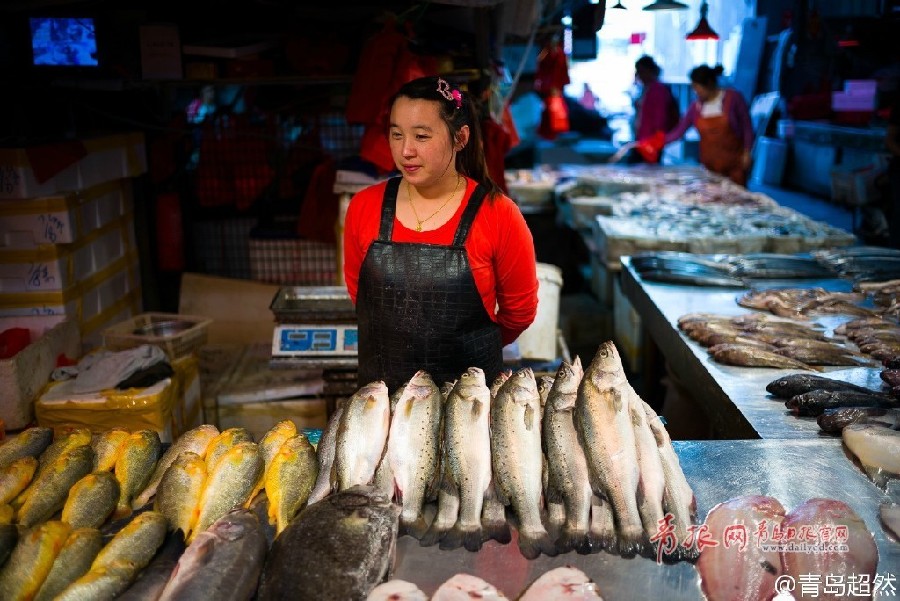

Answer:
[616,526,646,558]
[419,521,447,548]
[518,529,558,559]
[439,524,481,552]
[481,518,511,546]
[555,526,592,555]
[399,515,429,541]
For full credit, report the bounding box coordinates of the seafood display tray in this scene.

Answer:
[269,286,356,323]
[619,259,886,440]
[391,440,898,599]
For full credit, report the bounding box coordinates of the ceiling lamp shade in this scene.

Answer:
[686,1,719,40]
[643,0,687,10]
[611,1,626,8]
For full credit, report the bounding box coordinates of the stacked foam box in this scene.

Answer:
[0,134,147,429]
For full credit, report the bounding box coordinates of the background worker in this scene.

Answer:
[662,64,755,185]
[343,75,539,391]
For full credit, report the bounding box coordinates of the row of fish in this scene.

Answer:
[307,341,698,563]
[367,567,603,600]
[696,496,879,601]
[765,373,900,489]
[677,312,870,370]
[833,315,900,365]
[737,287,875,320]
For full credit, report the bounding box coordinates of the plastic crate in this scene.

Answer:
[103,312,211,359]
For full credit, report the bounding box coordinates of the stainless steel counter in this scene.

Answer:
[391,440,899,600]
[618,258,887,440]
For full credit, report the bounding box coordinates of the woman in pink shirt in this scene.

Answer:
[634,56,679,145]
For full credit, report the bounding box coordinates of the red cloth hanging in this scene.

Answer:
[345,20,408,125]
[534,40,570,96]
[297,157,340,244]
[482,117,512,194]
[538,93,570,140]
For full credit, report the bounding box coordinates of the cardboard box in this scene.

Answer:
[0,133,146,200]
[0,179,133,248]
[35,354,201,443]
[0,319,80,430]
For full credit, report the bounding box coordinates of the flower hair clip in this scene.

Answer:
[437,78,462,109]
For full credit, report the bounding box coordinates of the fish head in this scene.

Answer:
[502,367,538,406]
[459,367,487,388]
[538,376,554,404]
[585,341,625,386]
[406,370,439,399]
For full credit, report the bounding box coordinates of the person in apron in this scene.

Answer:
[343,75,539,392]
[662,64,755,185]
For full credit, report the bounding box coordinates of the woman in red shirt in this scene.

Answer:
[343,75,539,391]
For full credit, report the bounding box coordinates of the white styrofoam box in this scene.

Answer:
[0,256,141,333]
[1,318,80,430]
[832,91,875,112]
[0,214,136,293]
[0,132,146,200]
[0,179,133,248]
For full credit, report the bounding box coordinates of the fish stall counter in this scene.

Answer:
[390,440,899,599]
[618,257,887,440]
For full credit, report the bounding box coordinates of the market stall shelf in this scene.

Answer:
[390,439,898,599]
[619,257,887,440]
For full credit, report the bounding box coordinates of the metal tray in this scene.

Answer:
[270,286,356,322]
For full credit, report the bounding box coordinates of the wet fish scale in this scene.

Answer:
[191,441,263,542]
[154,451,207,537]
[114,430,162,519]
[62,471,120,529]
[0,520,72,600]
[54,560,139,601]
[18,444,95,528]
[92,510,167,573]
[132,424,219,509]
[0,427,53,470]
[33,527,103,601]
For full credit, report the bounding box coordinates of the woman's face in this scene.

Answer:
[692,82,715,102]
[389,97,462,186]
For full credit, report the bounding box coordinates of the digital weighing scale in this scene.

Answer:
[269,286,358,369]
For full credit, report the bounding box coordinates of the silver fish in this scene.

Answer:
[492,367,557,559]
[334,381,390,491]
[542,357,593,554]
[257,485,399,601]
[307,405,343,505]
[384,370,443,540]
[574,341,644,555]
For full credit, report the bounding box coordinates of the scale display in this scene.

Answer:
[273,324,358,357]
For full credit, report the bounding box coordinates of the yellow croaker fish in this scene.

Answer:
[36,427,93,477]
[92,510,167,570]
[191,441,263,543]
[89,429,131,472]
[0,427,53,470]
[61,472,120,529]
[0,505,13,525]
[132,424,219,509]
[154,451,207,539]
[33,527,103,601]
[0,520,72,600]
[259,420,298,473]
[0,456,37,505]
[265,433,318,535]
[18,445,94,528]
[113,430,161,519]
[204,427,254,474]
[53,560,139,601]
[574,341,644,556]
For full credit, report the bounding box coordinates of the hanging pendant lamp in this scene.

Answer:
[611,1,626,9]
[643,0,687,10]
[686,1,719,40]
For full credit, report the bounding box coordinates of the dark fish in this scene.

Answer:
[817,407,900,434]
[157,509,266,601]
[256,485,400,601]
[883,355,900,369]
[116,530,186,601]
[882,369,900,388]
[786,389,898,417]
[640,269,746,288]
[766,373,884,399]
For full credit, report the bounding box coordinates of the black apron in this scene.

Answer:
[356,177,504,392]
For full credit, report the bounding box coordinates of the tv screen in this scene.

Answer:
[30,17,98,67]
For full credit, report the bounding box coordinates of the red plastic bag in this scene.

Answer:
[538,94,570,140]
[636,130,665,163]
[0,328,31,360]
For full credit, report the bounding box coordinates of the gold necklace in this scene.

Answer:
[407,175,461,232]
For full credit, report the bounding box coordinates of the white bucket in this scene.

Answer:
[516,263,563,361]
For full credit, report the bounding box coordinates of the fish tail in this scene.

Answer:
[615,526,646,557]
[587,528,617,555]
[399,515,429,541]
[418,522,447,547]
[437,524,466,551]
[113,503,133,521]
[482,518,511,545]
[555,526,592,555]
[518,529,558,560]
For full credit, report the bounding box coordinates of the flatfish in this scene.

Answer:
[256,484,400,601]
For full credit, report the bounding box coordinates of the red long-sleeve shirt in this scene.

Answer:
[343,178,539,346]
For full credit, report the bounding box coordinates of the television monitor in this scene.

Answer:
[29,17,99,67]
